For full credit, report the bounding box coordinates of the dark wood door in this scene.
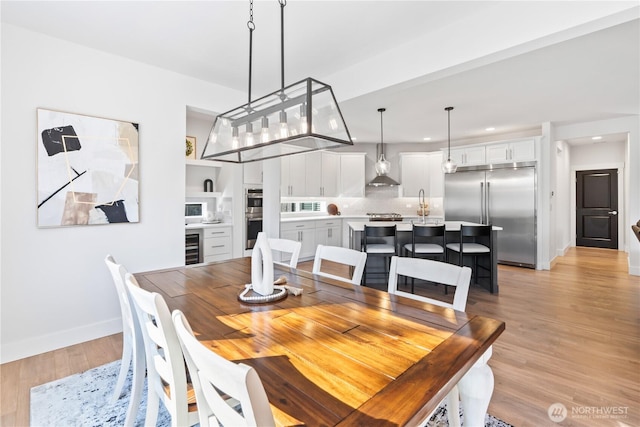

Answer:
[576,169,618,249]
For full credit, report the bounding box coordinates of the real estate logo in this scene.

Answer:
[548,402,629,422]
[548,402,568,423]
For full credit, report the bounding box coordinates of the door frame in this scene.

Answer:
[571,162,625,251]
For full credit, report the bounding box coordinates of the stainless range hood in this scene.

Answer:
[368,174,399,187]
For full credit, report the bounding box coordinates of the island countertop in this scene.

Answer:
[347,220,502,232]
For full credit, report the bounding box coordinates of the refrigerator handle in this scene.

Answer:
[486,181,491,224]
[480,182,484,223]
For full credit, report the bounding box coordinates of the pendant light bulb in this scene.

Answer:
[261,117,270,143]
[279,111,289,138]
[442,106,457,174]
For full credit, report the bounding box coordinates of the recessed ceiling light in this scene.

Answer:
[485,127,495,131]
[423,137,431,141]
[592,136,602,140]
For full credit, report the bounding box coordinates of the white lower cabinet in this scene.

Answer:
[315,219,342,247]
[203,227,232,263]
[280,221,316,260]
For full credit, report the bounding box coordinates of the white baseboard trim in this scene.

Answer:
[629,264,640,276]
[0,318,122,364]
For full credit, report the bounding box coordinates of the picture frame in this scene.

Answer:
[37,108,139,227]
[186,136,197,159]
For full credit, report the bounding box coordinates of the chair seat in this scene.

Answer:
[404,243,444,254]
[365,244,396,254]
[446,243,490,253]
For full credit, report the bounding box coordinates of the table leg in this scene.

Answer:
[457,346,494,427]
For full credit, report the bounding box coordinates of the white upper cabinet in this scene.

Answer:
[400,152,444,198]
[400,153,429,198]
[339,153,365,197]
[305,152,339,197]
[485,139,536,164]
[243,162,263,185]
[449,146,486,166]
[281,154,307,196]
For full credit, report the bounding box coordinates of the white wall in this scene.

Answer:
[0,24,244,363]
[555,140,572,256]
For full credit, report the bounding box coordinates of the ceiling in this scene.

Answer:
[2,1,638,147]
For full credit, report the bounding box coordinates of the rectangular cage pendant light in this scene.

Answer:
[200,78,352,163]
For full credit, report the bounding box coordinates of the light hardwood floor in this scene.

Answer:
[2,247,638,426]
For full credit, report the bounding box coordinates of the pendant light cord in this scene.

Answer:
[378,107,386,156]
[445,106,454,160]
[279,0,286,90]
[247,0,255,105]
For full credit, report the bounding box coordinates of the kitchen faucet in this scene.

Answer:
[418,188,426,224]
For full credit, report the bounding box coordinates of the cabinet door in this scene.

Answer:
[428,152,444,198]
[485,143,510,164]
[316,227,341,247]
[510,139,535,162]
[284,229,315,259]
[464,146,486,165]
[281,154,307,196]
[305,152,323,197]
[299,229,316,259]
[321,152,339,197]
[400,153,429,198]
[289,155,307,196]
[339,154,365,197]
[243,163,263,184]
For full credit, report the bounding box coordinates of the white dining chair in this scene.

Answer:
[268,237,302,268]
[104,255,145,427]
[125,273,199,427]
[312,244,368,285]
[388,256,472,427]
[172,310,276,427]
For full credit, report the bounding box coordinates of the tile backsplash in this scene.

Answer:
[282,186,444,218]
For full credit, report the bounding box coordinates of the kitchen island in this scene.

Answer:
[348,221,501,293]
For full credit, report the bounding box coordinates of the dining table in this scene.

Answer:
[134,257,505,426]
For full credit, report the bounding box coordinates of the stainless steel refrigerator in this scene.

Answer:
[444,162,536,268]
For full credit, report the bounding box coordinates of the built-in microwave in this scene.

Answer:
[185,202,207,220]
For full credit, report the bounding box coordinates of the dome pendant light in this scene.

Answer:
[442,106,458,174]
[369,108,399,187]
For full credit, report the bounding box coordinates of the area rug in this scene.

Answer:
[30,360,512,426]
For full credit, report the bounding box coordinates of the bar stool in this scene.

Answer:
[403,224,446,293]
[446,224,492,286]
[362,224,397,285]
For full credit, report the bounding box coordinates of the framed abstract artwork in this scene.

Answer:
[37,108,139,227]
[186,136,196,159]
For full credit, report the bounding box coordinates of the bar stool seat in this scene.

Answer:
[445,242,490,253]
[366,243,397,253]
[405,243,445,254]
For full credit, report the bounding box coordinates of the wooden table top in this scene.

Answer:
[135,257,505,427]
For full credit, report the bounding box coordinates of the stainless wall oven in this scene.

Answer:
[245,188,263,249]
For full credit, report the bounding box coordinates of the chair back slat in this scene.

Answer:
[388,256,471,311]
[313,245,367,285]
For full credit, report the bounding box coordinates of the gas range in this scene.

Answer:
[367,212,403,222]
